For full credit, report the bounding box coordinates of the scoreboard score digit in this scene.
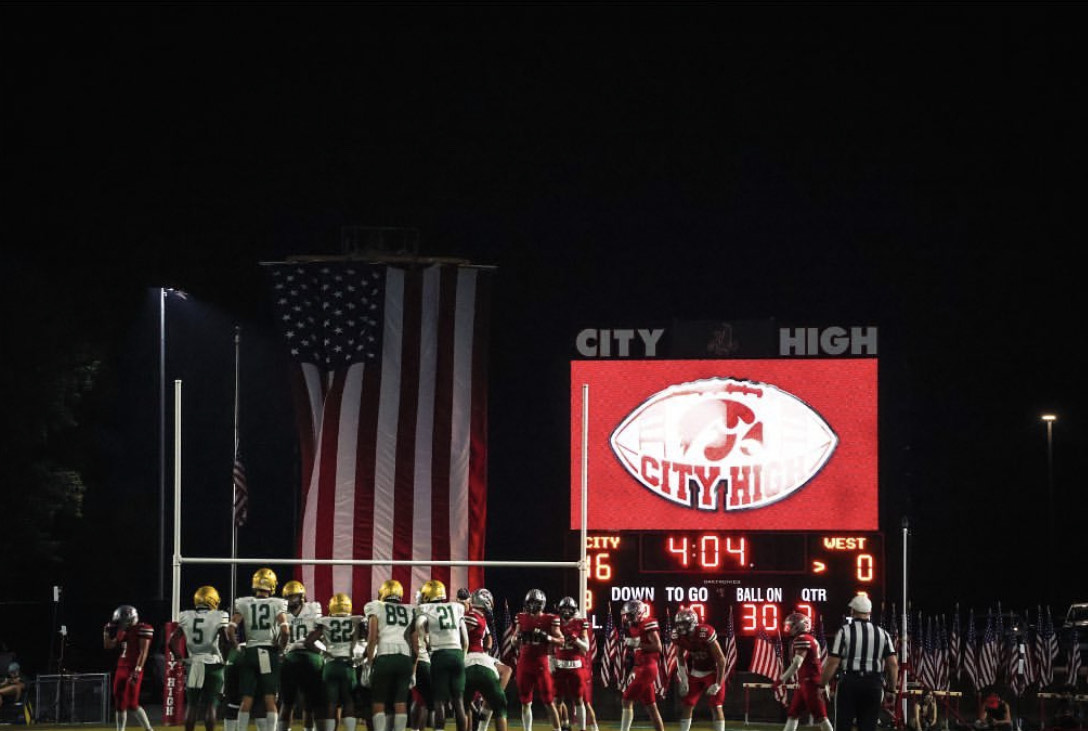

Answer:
[583,531,883,634]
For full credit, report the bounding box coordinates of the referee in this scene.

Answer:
[818,595,898,731]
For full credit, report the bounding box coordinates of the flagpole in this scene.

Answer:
[230,326,240,609]
[902,516,910,727]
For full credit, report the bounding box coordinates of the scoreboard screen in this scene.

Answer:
[582,531,883,635]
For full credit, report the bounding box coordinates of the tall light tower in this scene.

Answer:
[1042,413,1056,597]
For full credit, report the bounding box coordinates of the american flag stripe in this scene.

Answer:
[272,263,489,602]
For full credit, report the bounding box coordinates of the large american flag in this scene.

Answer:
[266,262,491,601]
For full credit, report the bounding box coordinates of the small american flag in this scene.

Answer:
[232,454,248,528]
[721,605,738,689]
[659,609,677,698]
[979,610,999,688]
[920,616,936,690]
[1036,605,1058,688]
[600,606,617,688]
[500,599,518,668]
[1067,630,1082,688]
[963,609,980,692]
[749,626,786,705]
[948,606,961,684]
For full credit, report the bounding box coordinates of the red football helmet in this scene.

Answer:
[622,599,649,625]
[674,608,698,636]
[784,612,811,637]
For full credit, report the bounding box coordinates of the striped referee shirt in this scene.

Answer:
[829,618,895,673]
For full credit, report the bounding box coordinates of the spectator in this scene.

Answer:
[0,661,26,708]
[910,690,938,731]
[976,692,1012,730]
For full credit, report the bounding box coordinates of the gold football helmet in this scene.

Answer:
[194,586,221,610]
[329,592,353,616]
[420,579,447,603]
[282,580,306,599]
[378,579,404,602]
[252,567,278,593]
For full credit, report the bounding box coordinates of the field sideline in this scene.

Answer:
[15,723,789,731]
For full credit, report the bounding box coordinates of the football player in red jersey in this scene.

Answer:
[103,604,156,731]
[618,600,664,731]
[515,589,563,731]
[779,612,832,731]
[553,597,592,731]
[672,608,727,731]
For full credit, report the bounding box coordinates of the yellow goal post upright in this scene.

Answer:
[168,380,593,621]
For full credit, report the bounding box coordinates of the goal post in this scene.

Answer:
[168,380,593,622]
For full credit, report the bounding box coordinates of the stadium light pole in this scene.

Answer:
[1041,414,1056,592]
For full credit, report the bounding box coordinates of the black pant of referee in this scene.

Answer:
[819,596,899,731]
[833,671,884,731]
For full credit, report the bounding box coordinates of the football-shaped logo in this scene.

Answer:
[609,378,837,511]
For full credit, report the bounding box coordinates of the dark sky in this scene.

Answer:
[5,9,1085,668]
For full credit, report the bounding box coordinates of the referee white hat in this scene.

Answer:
[848,594,873,613]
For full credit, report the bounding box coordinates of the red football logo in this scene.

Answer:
[609,378,838,511]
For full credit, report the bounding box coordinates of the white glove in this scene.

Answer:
[409,673,416,689]
[707,682,721,696]
[624,637,639,648]
[678,679,689,696]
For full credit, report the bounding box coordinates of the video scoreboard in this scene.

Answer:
[570,323,883,634]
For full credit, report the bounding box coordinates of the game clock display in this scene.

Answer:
[582,531,883,634]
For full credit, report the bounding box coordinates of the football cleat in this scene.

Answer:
[194,586,221,610]
[420,579,447,603]
[379,579,404,602]
[674,608,698,635]
[524,589,546,613]
[112,604,139,628]
[252,567,278,593]
[621,599,648,625]
[784,612,811,637]
[471,588,495,612]
[329,592,353,616]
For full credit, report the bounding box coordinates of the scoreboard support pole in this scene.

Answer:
[900,517,910,729]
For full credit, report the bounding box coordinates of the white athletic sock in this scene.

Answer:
[133,705,153,731]
[323,719,336,731]
[225,718,238,731]
[394,713,408,731]
[784,719,799,731]
[477,710,493,731]
[820,719,834,731]
[521,705,533,731]
[266,711,280,731]
[619,707,634,731]
[679,717,693,731]
[573,703,585,731]
[117,710,128,731]
[238,711,251,731]
[374,712,388,731]
[713,719,726,731]
[256,716,267,731]
[343,717,357,731]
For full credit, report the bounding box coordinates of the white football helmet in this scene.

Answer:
[784,612,812,636]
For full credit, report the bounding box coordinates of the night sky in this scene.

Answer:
[5,10,1085,674]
